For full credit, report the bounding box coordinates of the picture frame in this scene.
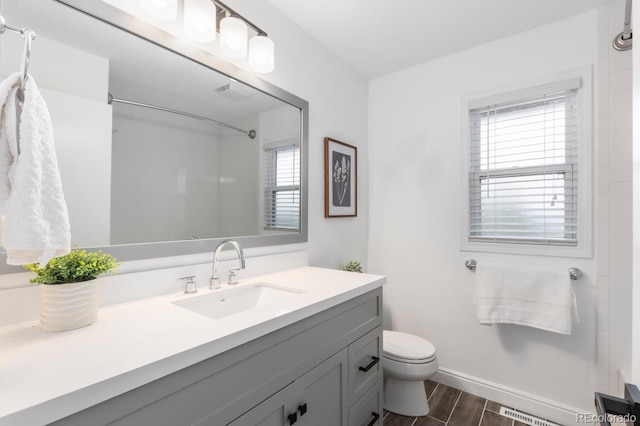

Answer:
[324,137,357,217]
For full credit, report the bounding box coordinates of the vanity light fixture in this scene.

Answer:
[135,0,275,73]
[139,0,178,22]
[184,0,216,42]
[212,0,275,73]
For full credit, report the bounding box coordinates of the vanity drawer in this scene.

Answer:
[348,326,382,405]
[348,378,383,426]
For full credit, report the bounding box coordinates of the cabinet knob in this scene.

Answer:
[288,412,297,424]
[358,356,380,372]
[366,411,380,426]
[298,402,307,416]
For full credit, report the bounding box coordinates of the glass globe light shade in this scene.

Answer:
[183,0,216,42]
[220,16,248,60]
[139,0,177,22]
[249,35,274,73]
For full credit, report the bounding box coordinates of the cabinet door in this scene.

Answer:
[348,378,383,426]
[227,350,349,426]
[293,349,349,426]
[348,327,382,405]
[226,383,295,426]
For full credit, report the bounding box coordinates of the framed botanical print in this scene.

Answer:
[324,137,357,217]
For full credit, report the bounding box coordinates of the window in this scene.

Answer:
[264,145,300,230]
[465,77,590,253]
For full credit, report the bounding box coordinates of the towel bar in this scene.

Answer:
[464,259,583,280]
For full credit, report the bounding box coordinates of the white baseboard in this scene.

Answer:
[433,368,594,425]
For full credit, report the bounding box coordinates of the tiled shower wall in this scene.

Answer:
[596,0,633,397]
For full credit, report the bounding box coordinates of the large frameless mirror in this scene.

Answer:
[0,0,308,272]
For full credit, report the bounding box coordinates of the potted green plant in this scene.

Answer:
[24,249,119,332]
[340,261,363,273]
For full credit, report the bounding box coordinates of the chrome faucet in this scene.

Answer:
[210,240,245,289]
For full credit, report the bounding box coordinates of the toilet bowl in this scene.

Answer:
[383,330,439,417]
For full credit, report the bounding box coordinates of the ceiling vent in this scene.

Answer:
[215,80,254,101]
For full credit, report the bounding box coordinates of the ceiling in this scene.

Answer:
[268,0,617,79]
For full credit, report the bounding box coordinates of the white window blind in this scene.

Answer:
[264,145,300,230]
[468,86,579,246]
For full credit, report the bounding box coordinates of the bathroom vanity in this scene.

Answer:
[0,267,384,426]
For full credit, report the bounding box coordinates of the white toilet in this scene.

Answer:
[383,330,439,417]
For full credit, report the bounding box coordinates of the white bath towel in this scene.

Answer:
[474,262,579,335]
[0,72,70,265]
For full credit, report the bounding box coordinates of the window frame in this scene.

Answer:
[263,143,301,231]
[460,69,593,258]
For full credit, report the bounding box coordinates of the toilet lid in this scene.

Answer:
[383,330,436,361]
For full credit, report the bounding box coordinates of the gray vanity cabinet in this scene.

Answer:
[51,289,382,426]
[228,350,349,426]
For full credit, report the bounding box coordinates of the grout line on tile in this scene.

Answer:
[428,382,439,401]
[445,390,463,425]
[477,399,488,426]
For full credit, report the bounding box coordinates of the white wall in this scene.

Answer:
[110,109,225,244]
[632,0,640,387]
[217,116,261,237]
[368,10,602,423]
[595,0,633,397]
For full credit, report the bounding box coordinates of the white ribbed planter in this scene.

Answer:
[39,280,99,332]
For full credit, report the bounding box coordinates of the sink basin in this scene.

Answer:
[172,283,303,319]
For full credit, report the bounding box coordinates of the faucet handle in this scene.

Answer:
[178,276,197,294]
[228,269,240,285]
[209,275,220,290]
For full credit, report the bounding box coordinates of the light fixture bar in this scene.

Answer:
[211,0,267,36]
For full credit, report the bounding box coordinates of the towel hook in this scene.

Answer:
[465,259,583,280]
[17,29,35,104]
[0,14,36,104]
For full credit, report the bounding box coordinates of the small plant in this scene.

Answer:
[24,249,119,285]
[340,261,363,273]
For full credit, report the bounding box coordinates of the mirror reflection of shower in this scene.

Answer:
[613,0,632,51]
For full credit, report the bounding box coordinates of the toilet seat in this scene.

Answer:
[384,352,437,364]
[383,330,436,364]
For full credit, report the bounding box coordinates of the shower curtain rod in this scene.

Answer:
[613,0,633,51]
[107,93,257,139]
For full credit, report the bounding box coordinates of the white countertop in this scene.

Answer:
[0,266,385,425]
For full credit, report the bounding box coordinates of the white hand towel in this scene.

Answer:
[0,72,70,265]
[474,262,579,335]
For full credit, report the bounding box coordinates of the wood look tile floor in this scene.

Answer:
[383,380,560,426]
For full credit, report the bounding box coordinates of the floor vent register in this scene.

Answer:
[499,406,560,426]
